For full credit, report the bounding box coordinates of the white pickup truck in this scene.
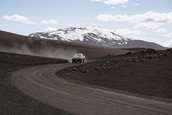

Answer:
[72,53,86,63]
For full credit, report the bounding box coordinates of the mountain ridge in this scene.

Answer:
[29,25,166,50]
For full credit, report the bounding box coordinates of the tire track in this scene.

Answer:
[11,64,172,115]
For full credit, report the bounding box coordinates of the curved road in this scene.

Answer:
[11,63,172,115]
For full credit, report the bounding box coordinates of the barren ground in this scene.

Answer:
[11,63,172,115]
[58,49,172,99]
[0,51,72,115]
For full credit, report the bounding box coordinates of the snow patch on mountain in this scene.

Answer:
[29,25,165,49]
[30,25,129,42]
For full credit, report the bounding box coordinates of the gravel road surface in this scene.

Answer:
[12,64,172,115]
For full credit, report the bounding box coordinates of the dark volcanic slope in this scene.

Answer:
[122,40,166,50]
[0,52,71,115]
[0,51,68,69]
[58,49,172,99]
[0,30,127,59]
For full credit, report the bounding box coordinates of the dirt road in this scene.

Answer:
[11,64,172,115]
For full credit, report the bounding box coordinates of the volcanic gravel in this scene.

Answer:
[0,51,72,115]
[58,48,172,99]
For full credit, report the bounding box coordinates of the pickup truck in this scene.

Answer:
[72,53,86,63]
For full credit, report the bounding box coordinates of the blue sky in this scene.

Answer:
[0,0,172,46]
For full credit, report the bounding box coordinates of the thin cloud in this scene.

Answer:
[164,32,172,38]
[91,0,128,5]
[110,6,116,9]
[155,28,167,33]
[97,11,172,29]
[3,14,35,24]
[114,28,143,37]
[135,22,165,29]
[122,5,127,8]
[40,19,58,24]
[44,27,58,32]
[133,3,140,6]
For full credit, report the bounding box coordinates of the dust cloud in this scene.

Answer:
[0,45,77,61]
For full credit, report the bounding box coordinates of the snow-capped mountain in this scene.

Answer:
[29,25,165,49]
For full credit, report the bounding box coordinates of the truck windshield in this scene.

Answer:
[74,54,83,57]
